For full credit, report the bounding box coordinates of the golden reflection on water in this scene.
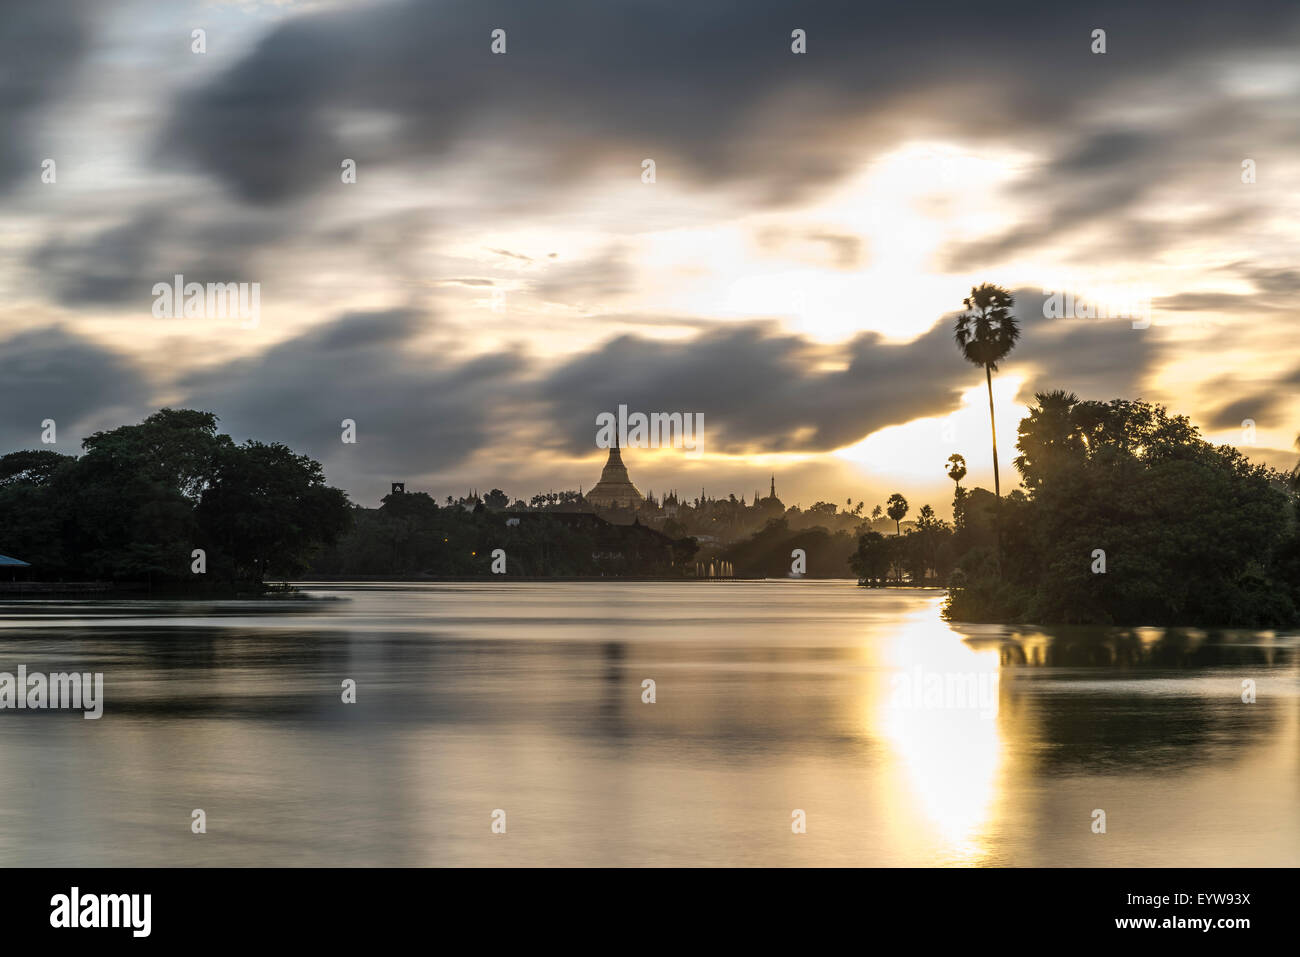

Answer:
[1,583,1296,866]
[873,598,1004,866]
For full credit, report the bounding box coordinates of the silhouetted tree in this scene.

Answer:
[946,453,966,491]
[0,409,351,586]
[886,493,909,536]
[954,284,1020,496]
[849,530,891,586]
[947,394,1297,626]
[947,453,968,529]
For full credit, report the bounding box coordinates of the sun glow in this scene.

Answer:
[870,599,1006,865]
[833,375,1030,502]
[719,142,1032,343]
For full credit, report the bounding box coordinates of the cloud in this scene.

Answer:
[177,309,530,499]
[532,247,633,306]
[0,0,93,192]
[1010,287,1166,401]
[537,298,1164,456]
[4,0,1296,509]
[0,299,1180,501]
[29,205,284,309]
[0,325,153,452]
[158,0,1300,208]
[1204,366,1300,431]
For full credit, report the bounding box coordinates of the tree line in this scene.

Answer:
[849,284,1300,627]
[0,410,350,587]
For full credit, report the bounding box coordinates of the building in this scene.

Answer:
[0,552,30,583]
[501,510,689,574]
[756,474,784,513]
[585,443,645,510]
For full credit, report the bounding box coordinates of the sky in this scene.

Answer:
[3,0,1299,512]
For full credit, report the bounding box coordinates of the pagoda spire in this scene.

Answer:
[585,440,644,510]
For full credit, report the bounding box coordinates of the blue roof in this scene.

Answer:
[0,554,30,567]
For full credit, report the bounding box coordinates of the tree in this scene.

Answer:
[906,504,952,583]
[1012,390,1084,491]
[945,453,966,491]
[0,409,352,587]
[82,408,231,501]
[195,440,352,581]
[0,449,75,488]
[0,450,77,571]
[953,284,1020,497]
[69,410,232,580]
[946,453,968,529]
[483,488,509,509]
[850,530,891,586]
[947,394,1298,626]
[886,493,909,536]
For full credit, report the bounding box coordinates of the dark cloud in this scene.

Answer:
[30,206,282,309]
[940,180,1147,272]
[534,320,952,456]
[0,296,1169,500]
[158,0,1300,206]
[0,0,93,192]
[939,95,1283,270]
[0,325,152,452]
[1245,267,1300,295]
[1204,366,1300,431]
[1206,394,1277,432]
[177,309,529,501]
[1049,130,1159,175]
[537,294,1163,456]
[952,295,1172,409]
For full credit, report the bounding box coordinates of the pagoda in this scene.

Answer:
[586,442,645,509]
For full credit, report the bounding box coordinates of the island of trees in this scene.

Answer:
[848,393,1300,628]
[849,284,1300,628]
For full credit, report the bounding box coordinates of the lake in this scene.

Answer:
[0,581,1295,866]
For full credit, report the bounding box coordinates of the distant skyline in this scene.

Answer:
[4,0,1299,511]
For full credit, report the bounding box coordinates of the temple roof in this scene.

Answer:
[586,446,645,509]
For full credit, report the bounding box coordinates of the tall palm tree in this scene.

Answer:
[945,453,966,492]
[946,453,968,528]
[886,493,909,536]
[953,284,1020,496]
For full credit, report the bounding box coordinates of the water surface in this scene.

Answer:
[0,581,1295,866]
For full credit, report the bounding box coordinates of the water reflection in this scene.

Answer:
[0,583,1294,866]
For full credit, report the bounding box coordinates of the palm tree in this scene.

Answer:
[1012,389,1082,491]
[946,453,968,529]
[871,504,883,523]
[886,493,909,536]
[945,453,966,492]
[953,284,1020,496]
